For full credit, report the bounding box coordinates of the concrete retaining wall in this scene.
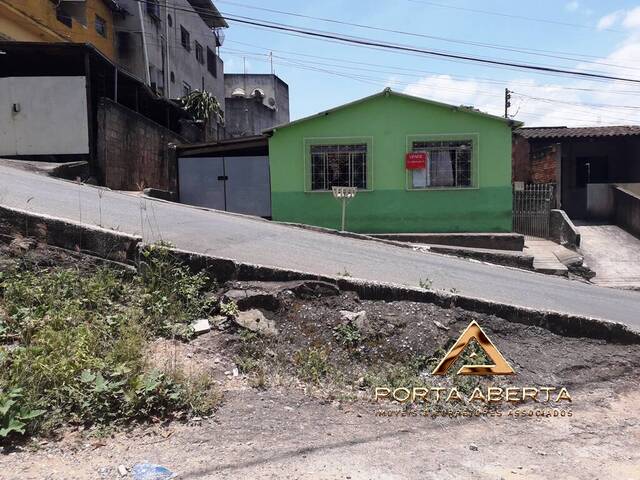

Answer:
[614,186,640,239]
[1,204,638,344]
[0,204,140,263]
[550,209,581,248]
[367,232,524,251]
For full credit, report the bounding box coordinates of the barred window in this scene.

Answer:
[411,140,472,188]
[310,144,367,191]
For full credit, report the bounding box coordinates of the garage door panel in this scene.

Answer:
[225,156,271,217]
[178,157,225,210]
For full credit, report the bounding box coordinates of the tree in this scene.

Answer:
[180,90,224,124]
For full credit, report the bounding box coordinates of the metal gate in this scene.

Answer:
[512,183,555,238]
[178,156,271,217]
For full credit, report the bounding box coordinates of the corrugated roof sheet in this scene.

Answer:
[516,125,640,139]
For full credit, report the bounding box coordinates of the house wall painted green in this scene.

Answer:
[267,90,515,233]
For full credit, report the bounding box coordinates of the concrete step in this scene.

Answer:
[532,257,569,275]
[525,236,570,276]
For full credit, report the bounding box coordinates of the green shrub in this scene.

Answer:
[294,347,331,384]
[0,388,44,439]
[0,245,221,440]
[219,300,239,318]
[138,244,215,338]
[333,322,362,348]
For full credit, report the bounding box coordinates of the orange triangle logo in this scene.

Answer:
[432,321,515,376]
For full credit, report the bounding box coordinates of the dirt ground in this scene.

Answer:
[1,384,639,479]
[1,242,640,479]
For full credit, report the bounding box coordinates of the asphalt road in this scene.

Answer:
[1,164,639,327]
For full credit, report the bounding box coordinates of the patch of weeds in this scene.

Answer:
[361,354,435,390]
[0,388,45,440]
[0,244,222,442]
[294,347,331,384]
[236,354,260,374]
[247,366,268,390]
[337,268,352,278]
[333,322,362,348]
[166,371,222,416]
[418,278,433,289]
[363,364,424,390]
[219,300,239,318]
[139,244,215,339]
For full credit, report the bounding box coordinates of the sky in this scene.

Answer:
[217,0,640,127]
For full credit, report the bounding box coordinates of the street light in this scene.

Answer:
[332,186,357,232]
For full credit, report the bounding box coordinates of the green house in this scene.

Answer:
[266,88,520,233]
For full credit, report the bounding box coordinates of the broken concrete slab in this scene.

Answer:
[224,288,280,311]
[234,309,278,336]
[553,245,583,267]
[288,281,340,299]
[191,318,211,335]
[339,310,372,334]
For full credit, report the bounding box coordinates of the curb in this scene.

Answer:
[1,204,639,345]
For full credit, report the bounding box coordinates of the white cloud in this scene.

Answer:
[565,1,580,12]
[622,6,640,29]
[597,10,623,30]
[397,6,640,127]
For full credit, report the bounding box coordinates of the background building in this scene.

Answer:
[223,74,290,138]
[513,126,640,220]
[114,0,226,104]
[0,0,121,61]
[267,89,518,233]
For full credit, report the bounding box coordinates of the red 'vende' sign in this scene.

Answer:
[405,152,427,170]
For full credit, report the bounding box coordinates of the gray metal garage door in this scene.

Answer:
[178,156,271,217]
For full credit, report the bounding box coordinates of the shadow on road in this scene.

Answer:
[179,427,414,478]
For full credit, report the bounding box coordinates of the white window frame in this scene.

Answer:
[405,133,480,191]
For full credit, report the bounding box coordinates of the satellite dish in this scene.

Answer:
[267,97,276,106]
[231,88,245,97]
[251,88,265,99]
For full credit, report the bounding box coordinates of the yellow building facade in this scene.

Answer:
[0,0,118,61]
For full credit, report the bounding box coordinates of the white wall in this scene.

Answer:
[0,76,89,156]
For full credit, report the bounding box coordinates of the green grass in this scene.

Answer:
[0,244,220,442]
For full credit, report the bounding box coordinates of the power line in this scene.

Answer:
[224,39,640,97]
[215,0,638,72]
[225,50,640,124]
[513,91,640,110]
[134,0,640,84]
[406,0,624,34]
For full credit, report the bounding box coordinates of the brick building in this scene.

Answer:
[513,126,640,219]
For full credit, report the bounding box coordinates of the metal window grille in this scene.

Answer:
[195,42,204,64]
[412,140,473,188]
[310,144,367,191]
[180,26,191,51]
[95,15,107,37]
[56,8,73,28]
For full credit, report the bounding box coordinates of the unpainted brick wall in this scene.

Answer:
[512,134,531,182]
[530,144,559,184]
[97,98,183,191]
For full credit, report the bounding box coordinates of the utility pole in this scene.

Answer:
[504,88,511,118]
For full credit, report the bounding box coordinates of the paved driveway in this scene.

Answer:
[1,164,640,326]
[578,223,640,289]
